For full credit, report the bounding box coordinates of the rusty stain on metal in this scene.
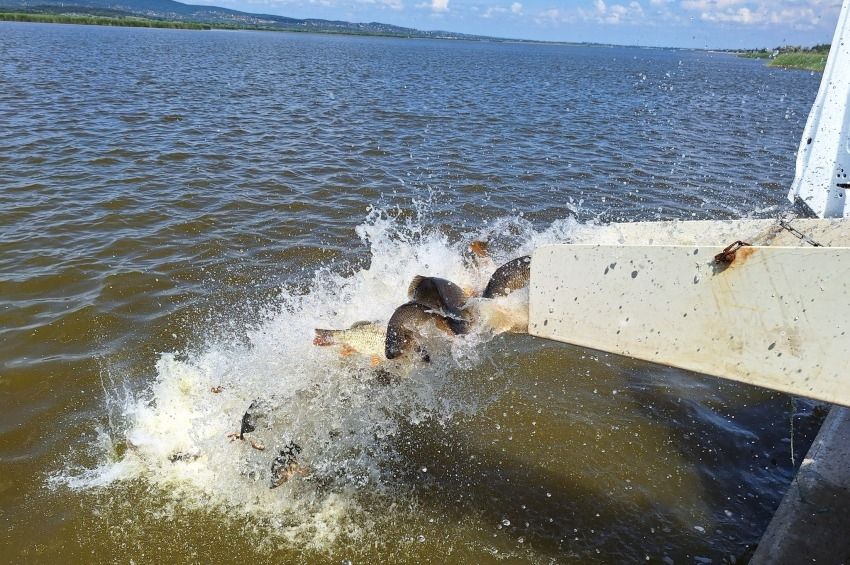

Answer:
[733,245,757,264]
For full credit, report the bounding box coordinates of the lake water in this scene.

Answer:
[0,22,827,563]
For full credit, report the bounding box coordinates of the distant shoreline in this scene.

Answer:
[0,14,657,47]
[734,45,829,72]
[0,12,210,29]
[0,10,502,40]
[0,12,834,60]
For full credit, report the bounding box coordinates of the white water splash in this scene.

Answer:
[52,205,581,548]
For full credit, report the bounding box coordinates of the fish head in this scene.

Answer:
[385,325,415,360]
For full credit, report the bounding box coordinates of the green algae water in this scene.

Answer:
[0,22,829,563]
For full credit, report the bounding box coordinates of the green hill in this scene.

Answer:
[0,0,491,38]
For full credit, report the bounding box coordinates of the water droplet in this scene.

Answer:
[417,534,426,543]
[502,518,511,526]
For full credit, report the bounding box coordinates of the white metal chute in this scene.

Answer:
[528,243,850,406]
[788,0,850,218]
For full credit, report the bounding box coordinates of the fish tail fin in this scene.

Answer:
[407,275,427,299]
[313,329,336,346]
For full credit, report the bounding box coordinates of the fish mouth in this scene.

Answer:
[385,342,405,360]
[385,334,430,363]
[385,327,412,360]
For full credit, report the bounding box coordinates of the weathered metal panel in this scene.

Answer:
[529,244,850,406]
[788,0,850,217]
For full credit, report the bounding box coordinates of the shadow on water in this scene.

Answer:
[388,426,712,563]
[381,337,826,563]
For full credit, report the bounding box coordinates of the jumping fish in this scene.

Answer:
[240,401,260,439]
[226,399,271,451]
[482,256,531,298]
[385,301,467,360]
[407,275,470,321]
[270,441,303,488]
[313,321,386,366]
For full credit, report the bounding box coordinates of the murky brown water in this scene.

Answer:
[0,22,828,563]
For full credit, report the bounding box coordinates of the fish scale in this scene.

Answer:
[313,321,387,360]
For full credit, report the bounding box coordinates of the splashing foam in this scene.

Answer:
[54,205,581,549]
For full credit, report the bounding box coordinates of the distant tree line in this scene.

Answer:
[772,43,830,54]
[0,11,211,29]
[733,43,830,72]
[736,44,830,57]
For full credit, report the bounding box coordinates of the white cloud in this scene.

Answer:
[429,0,449,11]
[680,0,839,29]
[534,0,645,25]
[533,7,569,24]
[681,0,747,9]
[579,0,646,24]
[481,2,522,17]
[356,0,404,9]
[645,0,682,21]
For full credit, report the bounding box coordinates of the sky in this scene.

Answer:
[207,0,844,48]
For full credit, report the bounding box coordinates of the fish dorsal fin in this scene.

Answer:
[407,275,426,299]
[350,320,373,328]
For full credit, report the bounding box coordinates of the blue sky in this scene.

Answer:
[208,0,843,47]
